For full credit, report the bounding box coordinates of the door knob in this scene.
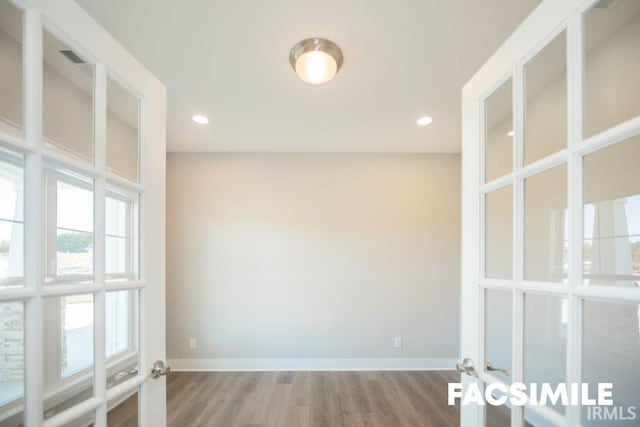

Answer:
[485,362,509,377]
[150,360,171,379]
[456,358,478,377]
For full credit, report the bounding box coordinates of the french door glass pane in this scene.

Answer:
[524,31,567,165]
[43,294,94,420]
[0,301,24,420]
[65,412,94,427]
[485,78,513,182]
[584,0,640,139]
[583,135,640,287]
[106,290,135,358]
[485,185,513,280]
[523,293,566,415]
[106,391,138,427]
[43,28,94,162]
[106,191,138,282]
[106,290,138,392]
[0,151,24,289]
[582,299,640,426]
[486,402,511,427]
[106,195,127,280]
[107,77,140,182]
[484,288,512,384]
[0,0,23,138]
[46,169,94,285]
[524,164,567,283]
[107,357,139,391]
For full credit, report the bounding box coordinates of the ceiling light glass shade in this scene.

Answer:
[192,115,209,124]
[416,116,433,126]
[290,38,343,85]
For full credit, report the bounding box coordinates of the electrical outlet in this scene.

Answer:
[189,338,197,349]
[393,336,402,349]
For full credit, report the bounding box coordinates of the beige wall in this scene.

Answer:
[166,153,461,365]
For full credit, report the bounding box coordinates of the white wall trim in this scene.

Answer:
[168,358,458,372]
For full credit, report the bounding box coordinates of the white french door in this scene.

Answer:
[461,0,640,426]
[0,0,167,426]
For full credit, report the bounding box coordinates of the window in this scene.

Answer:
[58,295,94,378]
[42,294,95,420]
[107,76,140,182]
[584,195,640,286]
[45,169,94,285]
[0,0,23,138]
[106,189,138,282]
[0,301,24,406]
[106,291,135,358]
[0,151,24,289]
[583,135,640,287]
[43,28,94,162]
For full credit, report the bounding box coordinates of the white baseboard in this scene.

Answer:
[167,357,458,372]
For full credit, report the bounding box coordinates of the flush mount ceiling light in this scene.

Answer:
[192,115,209,125]
[290,38,343,85]
[416,115,433,126]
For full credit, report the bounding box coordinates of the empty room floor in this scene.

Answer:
[108,370,462,426]
[166,371,460,427]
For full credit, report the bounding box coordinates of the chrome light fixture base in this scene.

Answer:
[289,38,343,84]
[289,37,344,71]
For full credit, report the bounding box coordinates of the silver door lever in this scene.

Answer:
[485,362,509,377]
[150,360,171,379]
[456,358,479,378]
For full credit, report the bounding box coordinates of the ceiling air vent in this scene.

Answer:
[59,49,85,64]
[593,0,617,8]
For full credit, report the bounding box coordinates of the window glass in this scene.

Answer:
[0,301,24,412]
[105,290,138,392]
[107,77,139,182]
[106,190,138,281]
[582,299,640,425]
[485,185,513,280]
[43,294,94,420]
[486,403,511,427]
[107,390,138,426]
[0,0,23,138]
[584,0,640,138]
[485,78,513,182]
[106,290,134,357]
[46,169,94,284]
[0,151,24,288]
[524,164,568,283]
[523,293,566,414]
[583,135,640,287]
[43,28,94,162]
[524,31,567,164]
[484,288,512,384]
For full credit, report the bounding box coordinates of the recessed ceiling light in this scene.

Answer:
[507,130,514,137]
[416,116,433,126]
[192,115,209,125]
[290,38,343,85]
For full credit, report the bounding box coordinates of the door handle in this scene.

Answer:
[456,358,479,378]
[150,360,171,379]
[485,361,509,377]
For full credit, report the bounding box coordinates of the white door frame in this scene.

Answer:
[0,0,166,425]
[461,0,640,426]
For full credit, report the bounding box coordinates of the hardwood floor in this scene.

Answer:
[106,371,528,427]
[161,370,460,427]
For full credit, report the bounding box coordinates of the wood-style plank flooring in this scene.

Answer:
[161,370,460,427]
[106,370,527,426]
[106,371,523,427]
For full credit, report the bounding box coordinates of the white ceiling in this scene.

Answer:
[75,0,541,153]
